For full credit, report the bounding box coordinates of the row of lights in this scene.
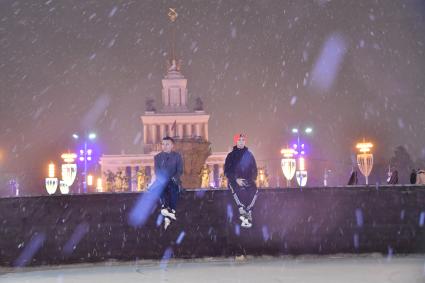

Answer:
[280,127,374,187]
[45,132,102,195]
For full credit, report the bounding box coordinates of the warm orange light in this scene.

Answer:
[280,148,296,158]
[48,163,55,178]
[61,153,77,163]
[356,140,374,185]
[87,175,93,186]
[299,157,305,171]
[96,178,103,192]
[356,142,373,153]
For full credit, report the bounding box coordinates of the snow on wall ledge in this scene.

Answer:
[1,186,425,267]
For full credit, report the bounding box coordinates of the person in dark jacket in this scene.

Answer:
[224,133,258,228]
[410,169,417,184]
[154,136,183,229]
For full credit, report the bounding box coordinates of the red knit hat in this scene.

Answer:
[233,133,246,145]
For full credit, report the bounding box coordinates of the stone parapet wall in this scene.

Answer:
[1,186,425,266]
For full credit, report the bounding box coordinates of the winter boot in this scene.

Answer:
[161,207,177,220]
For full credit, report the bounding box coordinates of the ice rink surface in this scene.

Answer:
[1,255,424,283]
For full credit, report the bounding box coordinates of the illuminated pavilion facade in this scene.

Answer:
[99,60,227,191]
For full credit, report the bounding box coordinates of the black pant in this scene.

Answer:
[228,179,258,211]
[160,180,180,210]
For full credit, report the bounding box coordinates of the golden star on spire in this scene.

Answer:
[168,8,178,22]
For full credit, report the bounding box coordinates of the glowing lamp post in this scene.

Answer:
[73,132,96,193]
[356,141,374,185]
[296,156,308,187]
[87,174,93,186]
[96,178,103,192]
[45,162,58,195]
[291,127,312,187]
[280,148,296,187]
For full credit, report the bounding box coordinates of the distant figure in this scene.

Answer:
[224,133,258,228]
[154,136,183,230]
[347,170,358,185]
[387,170,399,185]
[416,169,425,185]
[410,169,417,184]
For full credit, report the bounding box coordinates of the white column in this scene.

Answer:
[177,123,184,138]
[150,124,157,144]
[143,125,148,144]
[204,123,209,140]
[219,164,224,176]
[195,123,201,137]
[186,124,192,137]
[159,124,166,139]
[131,166,138,192]
[168,123,173,137]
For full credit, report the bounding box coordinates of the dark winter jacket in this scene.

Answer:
[154,151,183,182]
[224,146,257,182]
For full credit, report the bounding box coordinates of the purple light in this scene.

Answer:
[79,157,84,161]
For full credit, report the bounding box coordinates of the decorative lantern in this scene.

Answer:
[59,180,69,194]
[61,152,77,188]
[45,178,58,195]
[356,141,374,185]
[280,148,297,187]
[61,163,77,187]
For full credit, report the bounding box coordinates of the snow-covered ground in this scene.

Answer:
[0,255,424,283]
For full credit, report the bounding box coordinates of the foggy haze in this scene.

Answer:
[1,0,425,188]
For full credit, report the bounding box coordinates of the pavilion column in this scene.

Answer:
[150,124,157,144]
[143,125,148,144]
[186,124,192,137]
[195,123,201,137]
[209,165,214,187]
[204,123,209,140]
[131,166,138,192]
[177,123,184,138]
[219,165,224,177]
[159,124,166,139]
[168,123,173,137]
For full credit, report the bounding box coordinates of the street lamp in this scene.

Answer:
[296,157,308,187]
[356,141,374,185]
[45,162,58,195]
[291,127,312,187]
[73,132,96,193]
[280,148,296,187]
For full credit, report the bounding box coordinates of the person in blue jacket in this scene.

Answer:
[154,136,183,229]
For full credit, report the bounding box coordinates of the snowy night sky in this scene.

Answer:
[0,0,425,188]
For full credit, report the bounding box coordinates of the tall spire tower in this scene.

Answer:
[140,8,210,153]
[168,8,178,62]
[161,8,188,112]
